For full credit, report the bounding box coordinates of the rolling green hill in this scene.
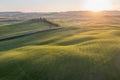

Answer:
[0,19,55,39]
[0,19,120,80]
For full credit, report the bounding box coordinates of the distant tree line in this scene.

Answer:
[30,17,60,28]
[39,17,59,27]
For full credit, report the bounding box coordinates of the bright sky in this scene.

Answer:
[0,0,120,12]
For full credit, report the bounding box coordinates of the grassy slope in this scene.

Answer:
[0,19,52,38]
[0,23,120,80]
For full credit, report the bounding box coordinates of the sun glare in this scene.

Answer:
[84,0,111,12]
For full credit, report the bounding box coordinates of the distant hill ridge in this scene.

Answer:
[0,11,120,20]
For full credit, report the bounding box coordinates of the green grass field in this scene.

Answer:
[0,15,120,80]
[0,19,53,38]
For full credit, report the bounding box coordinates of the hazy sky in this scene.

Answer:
[0,0,120,12]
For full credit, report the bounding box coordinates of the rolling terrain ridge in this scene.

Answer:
[0,17,120,80]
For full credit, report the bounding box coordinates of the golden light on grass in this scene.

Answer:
[84,0,112,12]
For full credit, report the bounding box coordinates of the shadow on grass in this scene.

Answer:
[0,48,96,80]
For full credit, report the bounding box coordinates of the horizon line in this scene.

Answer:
[0,10,120,13]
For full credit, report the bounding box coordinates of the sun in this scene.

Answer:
[84,0,111,12]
